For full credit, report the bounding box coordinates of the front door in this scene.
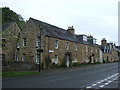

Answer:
[66,54,70,67]
[89,56,92,63]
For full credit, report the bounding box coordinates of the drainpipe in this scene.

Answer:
[47,36,50,69]
[38,26,42,72]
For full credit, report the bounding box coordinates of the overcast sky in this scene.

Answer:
[1,0,119,45]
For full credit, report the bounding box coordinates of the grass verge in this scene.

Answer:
[72,62,101,67]
[2,71,41,78]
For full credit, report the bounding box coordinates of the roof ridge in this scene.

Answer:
[30,17,67,32]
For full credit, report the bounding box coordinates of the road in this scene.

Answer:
[2,62,120,89]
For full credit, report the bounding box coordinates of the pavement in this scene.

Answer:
[2,62,120,89]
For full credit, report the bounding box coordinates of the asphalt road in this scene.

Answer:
[2,62,120,89]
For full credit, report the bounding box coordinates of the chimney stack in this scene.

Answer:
[67,26,75,34]
[101,38,107,45]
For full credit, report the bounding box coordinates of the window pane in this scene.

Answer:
[55,40,58,49]
[83,36,87,41]
[36,54,40,64]
[36,36,40,48]
[23,38,26,46]
[22,54,26,61]
[54,55,58,64]
[75,43,77,51]
[66,42,69,50]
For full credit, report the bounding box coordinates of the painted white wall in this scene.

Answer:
[100,50,103,63]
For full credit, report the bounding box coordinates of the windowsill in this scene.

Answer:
[36,46,40,49]
[55,47,59,49]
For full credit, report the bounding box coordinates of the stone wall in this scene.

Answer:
[2,61,37,71]
[2,22,21,62]
[45,36,100,68]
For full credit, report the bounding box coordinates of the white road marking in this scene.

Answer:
[104,83,109,85]
[86,86,92,88]
[92,84,97,86]
[104,78,108,81]
[99,85,105,88]
[86,73,119,89]
[108,81,112,83]
[97,82,101,84]
[107,76,111,79]
[100,80,105,82]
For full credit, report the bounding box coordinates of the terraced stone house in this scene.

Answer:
[2,22,21,71]
[2,18,120,71]
[99,38,119,63]
[19,18,101,69]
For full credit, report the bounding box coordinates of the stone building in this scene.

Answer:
[19,18,101,69]
[2,22,21,71]
[2,18,119,71]
[99,38,119,63]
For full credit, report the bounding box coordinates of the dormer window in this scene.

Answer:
[55,40,58,49]
[83,35,87,41]
[93,39,97,44]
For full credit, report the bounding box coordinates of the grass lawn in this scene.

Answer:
[2,71,41,78]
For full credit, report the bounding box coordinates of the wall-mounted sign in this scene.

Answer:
[49,50,54,53]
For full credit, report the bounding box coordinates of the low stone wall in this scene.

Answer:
[2,61,38,71]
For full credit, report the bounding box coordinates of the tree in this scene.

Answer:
[2,7,25,29]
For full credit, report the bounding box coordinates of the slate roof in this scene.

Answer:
[98,45,105,52]
[2,22,15,31]
[30,18,99,47]
[30,18,79,43]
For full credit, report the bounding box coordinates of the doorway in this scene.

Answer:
[89,56,92,63]
[65,53,71,67]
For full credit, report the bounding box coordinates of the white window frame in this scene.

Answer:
[75,43,77,51]
[93,39,96,44]
[91,47,93,52]
[66,42,69,50]
[55,40,58,49]
[23,38,26,46]
[73,57,78,63]
[15,54,19,61]
[22,54,26,61]
[36,54,40,64]
[83,35,87,41]
[36,36,41,48]
[54,55,58,64]
[104,46,106,53]
[96,49,97,53]
[86,46,88,52]
[16,43,20,48]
